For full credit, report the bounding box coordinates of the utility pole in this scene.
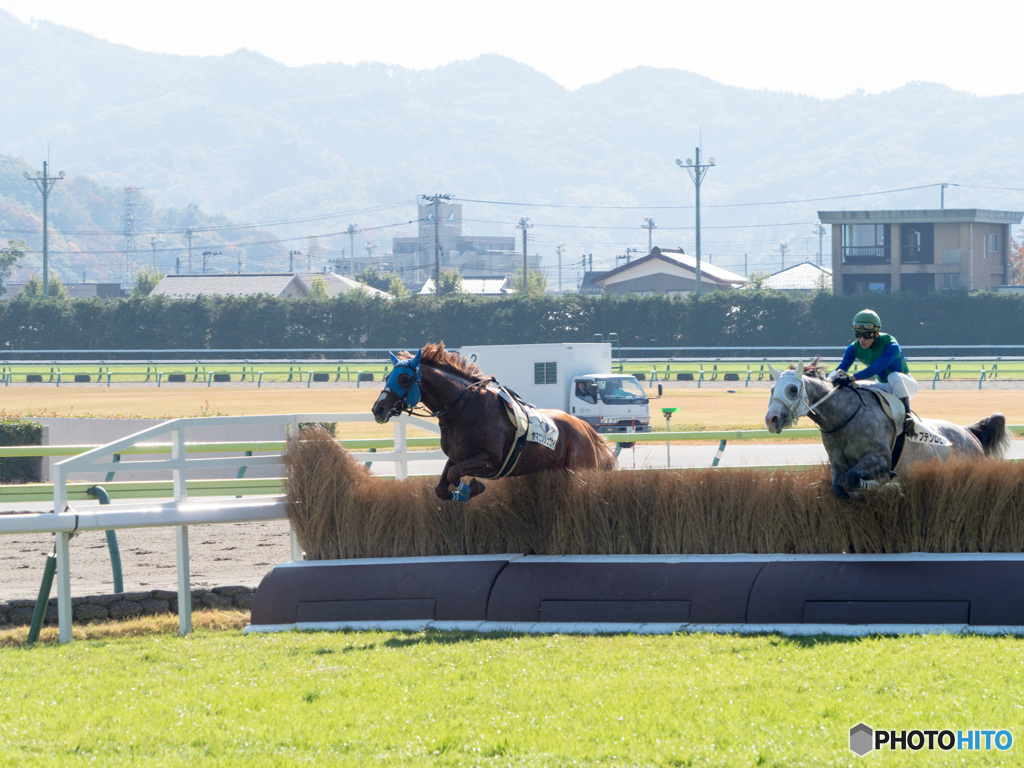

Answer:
[149,236,164,270]
[345,223,359,276]
[812,222,826,267]
[23,160,64,299]
[202,250,221,274]
[518,217,533,295]
[289,250,301,272]
[940,183,959,210]
[184,228,196,274]
[555,242,566,292]
[418,194,451,296]
[777,242,789,271]
[676,148,715,297]
[641,217,657,253]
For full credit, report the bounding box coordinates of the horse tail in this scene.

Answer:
[579,419,618,470]
[966,412,1011,459]
[594,432,618,470]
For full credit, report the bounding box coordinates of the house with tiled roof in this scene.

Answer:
[150,272,393,299]
[150,274,308,299]
[745,262,832,291]
[590,247,746,295]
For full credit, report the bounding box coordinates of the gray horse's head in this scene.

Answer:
[764,362,806,433]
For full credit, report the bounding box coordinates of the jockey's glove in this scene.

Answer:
[828,369,853,387]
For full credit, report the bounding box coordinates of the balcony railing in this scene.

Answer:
[842,245,890,265]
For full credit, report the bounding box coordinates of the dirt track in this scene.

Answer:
[0,518,292,603]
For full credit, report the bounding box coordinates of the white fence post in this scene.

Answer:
[56,531,72,643]
[394,419,408,480]
[172,423,187,502]
[175,525,192,635]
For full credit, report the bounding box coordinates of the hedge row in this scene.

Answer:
[0,419,41,483]
[0,289,1021,352]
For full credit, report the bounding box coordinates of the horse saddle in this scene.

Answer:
[859,386,951,447]
[490,384,560,478]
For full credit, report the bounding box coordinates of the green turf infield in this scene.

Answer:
[2,627,1021,766]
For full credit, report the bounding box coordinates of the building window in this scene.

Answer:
[842,224,890,264]
[941,273,962,290]
[989,233,999,253]
[534,362,557,385]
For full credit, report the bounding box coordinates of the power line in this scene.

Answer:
[452,184,951,211]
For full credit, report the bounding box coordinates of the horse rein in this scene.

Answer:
[805,380,865,434]
[431,377,494,422]
[772,372,862,434]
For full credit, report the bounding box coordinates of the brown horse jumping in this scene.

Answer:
[371,342,617,501]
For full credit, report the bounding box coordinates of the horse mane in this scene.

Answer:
[801,356,828,379]
[398,342,488,382]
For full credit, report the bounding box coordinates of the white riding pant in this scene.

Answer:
[860,371,918,400]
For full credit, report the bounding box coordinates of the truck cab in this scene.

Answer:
[571,374,652,434]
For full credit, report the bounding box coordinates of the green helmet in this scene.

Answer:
[852,309,881,332]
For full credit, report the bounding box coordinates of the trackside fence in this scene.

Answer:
[0,412,446,644]
[1,416,1021,644]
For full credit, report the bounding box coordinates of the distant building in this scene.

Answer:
[818,208,1023,295]
[391,201,530,282]
[577,271,605,295]
[151,273,393,299]
[150,274,308,299]
[590,247,746,295]
[418,276,513,296]
[745,262,832,291]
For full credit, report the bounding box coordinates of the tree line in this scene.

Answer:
[0,289,1021,355]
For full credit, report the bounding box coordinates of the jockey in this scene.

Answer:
[828,308,918,436]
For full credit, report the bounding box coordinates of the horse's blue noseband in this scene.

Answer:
[384,351,422,410]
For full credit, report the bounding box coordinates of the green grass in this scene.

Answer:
[1,628,1022,766]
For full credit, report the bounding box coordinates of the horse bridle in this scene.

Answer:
[383,355,493,421]
[770,369,864,434]
[381,355,424,419]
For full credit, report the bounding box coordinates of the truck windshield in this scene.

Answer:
[596,376,647,403]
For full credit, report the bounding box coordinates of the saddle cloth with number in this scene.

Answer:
[489,384,559,478]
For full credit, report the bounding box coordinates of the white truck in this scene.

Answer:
[457,342,656,434]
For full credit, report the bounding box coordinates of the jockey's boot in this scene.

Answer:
[900,397,915,436]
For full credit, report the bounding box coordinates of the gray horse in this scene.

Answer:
[764,360,1010,499]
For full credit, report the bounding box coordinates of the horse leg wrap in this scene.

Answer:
[450,480,472,502]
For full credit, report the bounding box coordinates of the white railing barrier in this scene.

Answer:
[35,412,442,643]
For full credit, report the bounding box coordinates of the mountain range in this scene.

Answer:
[1,9,1023,284]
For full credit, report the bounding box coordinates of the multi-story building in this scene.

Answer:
[390,201,529,285]
[818,209,1022,295]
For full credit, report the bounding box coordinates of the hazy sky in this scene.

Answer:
[3,0,1022,99]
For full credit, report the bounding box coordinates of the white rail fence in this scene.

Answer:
[0,412,445,643]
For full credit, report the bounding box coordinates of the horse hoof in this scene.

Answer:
[469,479,486,497]
[449,480,472,502]
[830,484,850,500]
